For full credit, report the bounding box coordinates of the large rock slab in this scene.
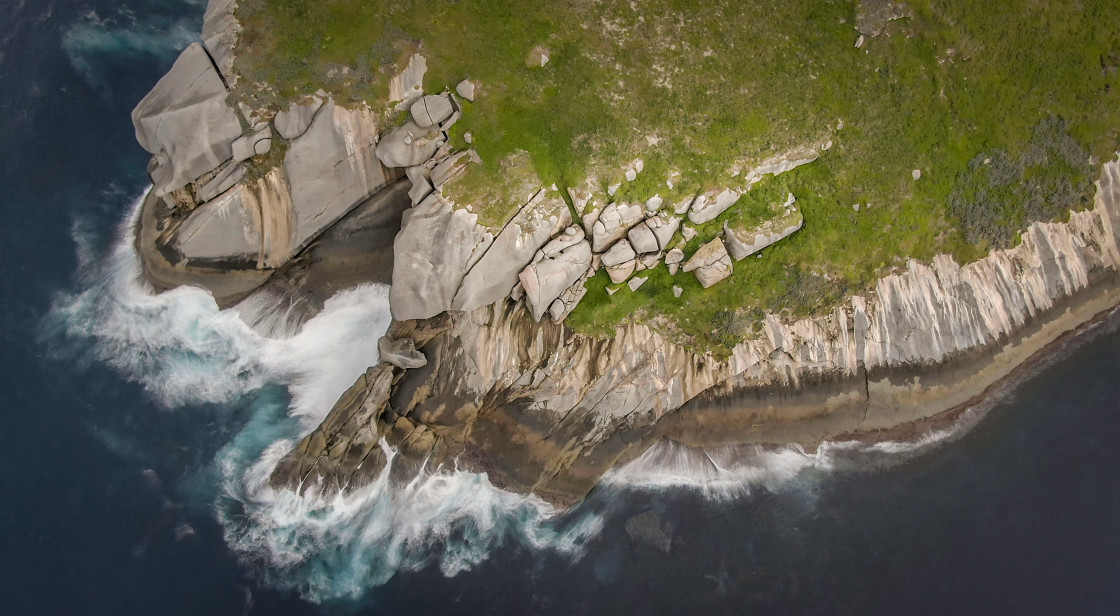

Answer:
[682,238,733,288]
[378,336,427,369]
[201,0,240,80]
[391,193,494,320]
[520,239,593,321]
[628,221,660,254]
[592,202,645,252]
[284,100,397,253]
[375,120,445,168]
[723,193,804,260]
[274,96,324,140]
[175,168,295,269]
[687,188,741,225]
[410,94,455,128]
[453,192,572,312]
[132,43,243,195]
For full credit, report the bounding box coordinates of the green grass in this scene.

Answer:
[231,0,1120,353]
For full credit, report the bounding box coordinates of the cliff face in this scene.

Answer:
[132,1,1120,505]
[270,160,1120,503]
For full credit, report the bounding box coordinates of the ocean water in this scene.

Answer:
[3,1,1120,614]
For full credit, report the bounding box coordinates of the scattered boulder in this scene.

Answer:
[665,247,685,265]
[628,276,649,291]
[645,195,663,212]
[681,225,698,242]
[682,238,733,288]
[378,336,427,369]
[673,285,683,298]
[602,239,638,284]
[519,240,593,321]
[688,188,741,224]
[912,169,922,181]
[740,147,819,185]
[410,94,455,128]
[645,215,680,249]
[628,222,659,254]
[592,202,645,252]
[406,166,433,205]
[456,79,476,101]
[131,43,244,195]
[673,196,694,215]
[453,194,572,312]
[723,193,804,260]
[375,120,445,168]
[638,252,661,269]
[274,96,324,140]
[231,126,271,162]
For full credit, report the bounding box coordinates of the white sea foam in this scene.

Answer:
[48,189,600,602]
[62,8,200,89]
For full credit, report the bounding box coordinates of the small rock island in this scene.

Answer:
[132,0,1120,504]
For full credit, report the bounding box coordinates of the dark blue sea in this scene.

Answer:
[3,1,1120,614]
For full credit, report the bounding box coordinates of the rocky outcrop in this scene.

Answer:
[131,43,243,196]
[520,232,593,321]
[723,193,803,260]
[389,192,494,320]
[682,238,733,287]
[272,158,1120,505]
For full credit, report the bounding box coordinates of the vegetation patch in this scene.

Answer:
[232,0,1120,353]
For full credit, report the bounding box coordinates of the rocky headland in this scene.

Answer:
[131,0,1120,505]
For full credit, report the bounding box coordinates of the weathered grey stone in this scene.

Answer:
[665,247,685,264]
[645,195,664,212]
[232,126,271,162]
[549,299,566,322]
[638,252,661,269]
[519,240,593,321]
[681,225,698,242]
[408,175,434,205]
[176,186,260,263]
[375,120,444,168]
[132,43,243,195]
[541,224,586,257]
[601,240,636,267]
[201,0,240,81]
[389,53,426,105]
[453,195,571,312]
[430,150,475,188]
[673,196,694,215]
[274,97,324,140]
[668,263,680,275]
[628,276,649,291]
[740,147,819,185]
[723,193,804,260]
[196,162,244,203]
[688,188,741,224]
[378,336,427,369]
[605,259,636,284]
[410,95,455,128]
[628,222,659,254]
[682,238,733,288]
[645,215,680,250]
[673,285,683,297]
[285,100,397,253]
[391,193,494,320]
[592,202,645,252]
[456,79,476,101]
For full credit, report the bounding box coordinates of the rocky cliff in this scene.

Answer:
[133,1,1120,505]
[269,159,1120,503]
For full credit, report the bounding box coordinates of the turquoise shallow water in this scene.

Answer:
[4,1,1120,614]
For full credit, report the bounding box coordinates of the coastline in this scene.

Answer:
[660,269,1120,454]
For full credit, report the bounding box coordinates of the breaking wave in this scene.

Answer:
[44,190,600,602]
